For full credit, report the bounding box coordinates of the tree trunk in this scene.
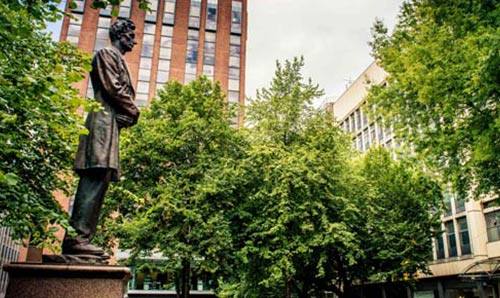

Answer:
[285,278,291,298]
[181,259,191,298]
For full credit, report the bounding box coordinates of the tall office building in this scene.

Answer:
[331,62,500,298]
[60,0,247,124]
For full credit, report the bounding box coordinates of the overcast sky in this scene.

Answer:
[246,0,405,106]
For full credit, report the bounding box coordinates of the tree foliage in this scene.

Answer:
[101,78,246,297]
[0,1,90,247]
[349,148,442,287]
[369,0,500,198]
[219,58,441,298]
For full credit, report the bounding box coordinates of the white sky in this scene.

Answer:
[47,0,405,106]
[246,0,405,106]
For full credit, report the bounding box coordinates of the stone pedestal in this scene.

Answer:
[3,263,131,298]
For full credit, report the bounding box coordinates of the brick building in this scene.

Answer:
[60,0,247,124]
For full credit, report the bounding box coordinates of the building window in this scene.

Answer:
[457,217,471,255]
[206,0,218,31]
[145,0,159,22]
[455,196,466,213]
[349,114,355,133]
[185,29,199,84]
[203,32,216,80]
[445,221,457,257]
[231,0,242,34]
[485,210,500,242]
[356,133,362,150]
[87,17,111,98]
[118,0,131,18]
[355,108,361,130]
[66,13,83,46]
[362,128,369,151]
[377,122,384,142]
[435,234,445,259]
[189,0,202,28]
[163,0,176,25]
[443,191,453,217]
[156,25,173,91]
[136,23,156,107]
[228,33,240,101]
[370,124,376,145]
[361,106,369,128]
[70,0,85,13]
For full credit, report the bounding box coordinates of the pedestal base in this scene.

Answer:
[3,263,131,298]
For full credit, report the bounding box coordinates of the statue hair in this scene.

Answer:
[109,19,136,42]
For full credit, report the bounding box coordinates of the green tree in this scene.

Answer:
[220,58,442,298]
[220,57,360,298]
[0,1,89,247]
[102,77,246,298]
[345,148,441,295]
[369,0,500,198]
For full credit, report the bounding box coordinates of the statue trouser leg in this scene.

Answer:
[63,169,112,255]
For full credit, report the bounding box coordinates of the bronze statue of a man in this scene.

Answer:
[63,19,140,256]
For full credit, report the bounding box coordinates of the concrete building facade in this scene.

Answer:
[331,62,500,298]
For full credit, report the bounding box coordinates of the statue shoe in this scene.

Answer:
[62,239,106,256]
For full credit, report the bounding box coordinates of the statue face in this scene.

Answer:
[119,29,137,53]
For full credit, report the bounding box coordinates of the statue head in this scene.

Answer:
[109,19,137,53]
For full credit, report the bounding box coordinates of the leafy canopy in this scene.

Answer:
[0,0,90,247]
[369,0,500,198]
[99,77,246,296]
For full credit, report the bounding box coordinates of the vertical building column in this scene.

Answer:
[214,0,230,91]
[125,0,146,89]
[238,0,247,125]
[466,199,488,257]
[72,0,99,97]
[170,0,191,82]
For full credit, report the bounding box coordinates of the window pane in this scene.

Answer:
[69,14,83,25]
[228,91,239,103]
[185,63,197,75]
[458,217,471,255]
[138,69,151,81]
[228,79,239,91]
[186,40,198,63]
[486,211,500,242]
[203,65,214,76]
[140,58,152,70]
[159,47,172,59]
[141,45,154,57]
[137,82,149,94]
[445,221,457,257]
[206,32,216,42]
[229,67,239,79]
[229,56,240,68]
[436,235,445,259]
[157,70,169,83]
[162,26,174,37]
[230,34,240,45]
[206,0,218,31]
[230,45,240,57]
[71,0,85,13]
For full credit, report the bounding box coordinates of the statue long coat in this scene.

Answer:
[74,46,139,182]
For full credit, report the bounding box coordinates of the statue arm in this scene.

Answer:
[94,48,139,118]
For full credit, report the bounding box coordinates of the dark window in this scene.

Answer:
[436,235,445,259]
[206,0,218,31]
[457,217,471,255]
[445,221,457,257]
